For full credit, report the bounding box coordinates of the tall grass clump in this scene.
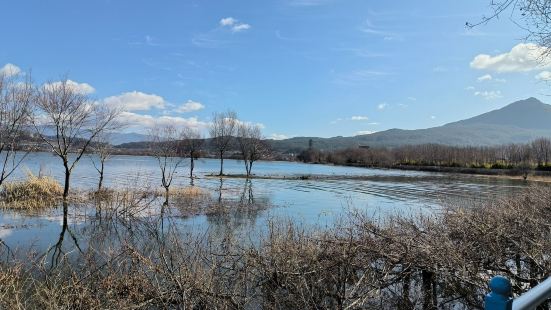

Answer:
[1,172,63,209]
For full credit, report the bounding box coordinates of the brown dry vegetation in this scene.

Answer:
[0,186,549,309]
[0,172,63,209]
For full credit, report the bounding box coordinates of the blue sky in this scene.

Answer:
[2,0,550,139]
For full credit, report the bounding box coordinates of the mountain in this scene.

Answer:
[110,132,149,145]
[269,97,551,152]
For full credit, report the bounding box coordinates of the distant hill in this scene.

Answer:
[110,132,149,145]
[113,97,551,152]
[268,97,551,152]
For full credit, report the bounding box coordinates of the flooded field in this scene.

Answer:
[0,152,532,255]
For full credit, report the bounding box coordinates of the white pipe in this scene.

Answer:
[513,277,551,310]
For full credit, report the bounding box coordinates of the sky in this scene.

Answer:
[1,0,550,139]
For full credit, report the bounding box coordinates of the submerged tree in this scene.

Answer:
[0,69,33,186]
[237,123,269,177]
[33,79,120,200]
[209,110,237,176]
[149,125,185,200]
[181,127,204,180]
[89,131,114,191]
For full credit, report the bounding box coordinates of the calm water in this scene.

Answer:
[0,152,532,255]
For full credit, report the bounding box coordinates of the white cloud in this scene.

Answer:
[470,43,551,72]
[430,115,436,120]
[351,115,369,121]
[231,23,251,32]
[535,71,551,81]
[0,63,21,77]
[119,111,208,131]
[465,86,476,90]
[407,96,417,101]
[235,119,265,129]
[355,130,376,135]
[175,100,205,113]
[220,17,237,26]
[219,17,251,33]
[477,74,493,81]
[377,103,387,110]
[44,80,95,94]
[270,133,288,140]
[102,91,165,111]
[474,90,502,100]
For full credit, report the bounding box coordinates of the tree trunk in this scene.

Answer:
[63,164,71,200]
[219,151,224,176]
[190,155,195,179]
[98,161,104,191]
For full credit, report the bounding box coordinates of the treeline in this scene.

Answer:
[299,138,551,171]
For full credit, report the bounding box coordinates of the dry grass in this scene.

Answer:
[171,186,208,199]
[1,172,63,209]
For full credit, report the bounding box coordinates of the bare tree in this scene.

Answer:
[209,110,237,176]
[89,132,113,191]
[180,127,204,180]
[149,125,185,199]
[531,137,551,166]
[469,1,551,54]
[237,123,269,177]
[33,79,120,200]
[0,70,33,186]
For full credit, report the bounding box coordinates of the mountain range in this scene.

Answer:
[114,97,551,152]
[267,97,551,152]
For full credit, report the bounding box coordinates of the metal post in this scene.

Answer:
[485,276,513,310]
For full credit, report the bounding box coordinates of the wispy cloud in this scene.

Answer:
[474,90,502,100]
[219,17,251,33]
[175,100,205,113]
[270,133,289,140]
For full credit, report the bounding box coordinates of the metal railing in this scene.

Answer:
[485,276,551,310]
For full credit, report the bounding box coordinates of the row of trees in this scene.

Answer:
[300,138,551,170]
[0,69,270,202]
[150,110,270,198]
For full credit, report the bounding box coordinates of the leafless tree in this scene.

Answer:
[149,125,185,199]
[209,110,237,176]
[33,78,120,200]
[237,123,269,177]
[469,1,551,55]
[0,70,33,186]
[180,127,204,180]
[89,132,113,191]
[531,137,551,166]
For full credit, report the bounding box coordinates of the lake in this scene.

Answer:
[0,152,532,256]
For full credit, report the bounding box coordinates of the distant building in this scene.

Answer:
[359,145,370,149]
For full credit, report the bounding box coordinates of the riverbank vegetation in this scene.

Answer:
[298,138,551,177]
[0,185,548,308]
[0,172,63,209]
